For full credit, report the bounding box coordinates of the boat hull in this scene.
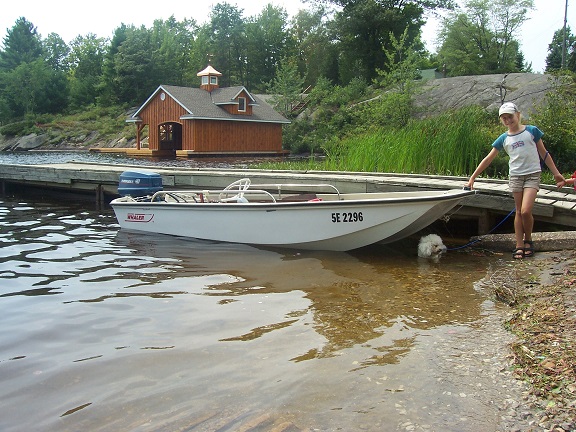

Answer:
[110,189,474,251]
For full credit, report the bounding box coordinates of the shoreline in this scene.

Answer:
[488,249,576,431]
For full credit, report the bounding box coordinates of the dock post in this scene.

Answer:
[96,185,104,207]
[477,209,491,235]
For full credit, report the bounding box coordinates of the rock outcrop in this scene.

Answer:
[0,133,49,151]
[414,72,552,119]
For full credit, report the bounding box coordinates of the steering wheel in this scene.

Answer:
[218,178,251,202]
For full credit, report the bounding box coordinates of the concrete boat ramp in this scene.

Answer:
[1,161,575,250]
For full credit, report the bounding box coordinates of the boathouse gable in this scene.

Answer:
[127,67,289,155]
[212,87,256,116]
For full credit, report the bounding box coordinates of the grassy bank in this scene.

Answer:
[260,106,509,178]
[258,107,508,177]
[320,107,503,175]
[0,105,135,149]
[259,104,573,184]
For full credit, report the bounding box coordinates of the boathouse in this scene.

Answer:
[126,65,290,156]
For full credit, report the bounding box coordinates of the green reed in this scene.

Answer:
[260,106,506,177]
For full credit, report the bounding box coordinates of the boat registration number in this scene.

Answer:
[331,212,363,223]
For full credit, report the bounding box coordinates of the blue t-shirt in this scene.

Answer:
[492,125,543,176]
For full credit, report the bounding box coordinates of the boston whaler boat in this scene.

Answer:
[110,170,475,251]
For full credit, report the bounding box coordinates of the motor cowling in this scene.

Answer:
[118,170,163,197]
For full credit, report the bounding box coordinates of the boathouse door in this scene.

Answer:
[158,122,182,151]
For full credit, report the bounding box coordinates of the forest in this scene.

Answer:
[0,0,575,172]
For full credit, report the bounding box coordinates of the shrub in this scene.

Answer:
[530,73,576,172]
[0,118,45,136]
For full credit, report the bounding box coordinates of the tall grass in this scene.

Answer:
[337,106,501,175]
[261,106,508,177]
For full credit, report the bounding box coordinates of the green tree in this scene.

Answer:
[67,34,107,108]
[99,24,130,105]
[0,18,68,121]
[545,26,576,72]
[245,4,292,91]
[99,24,160,105]
[112,26,155,104]
[0,96,10,124]
[267,56,305,118]
[517,51,531,72]
[570,43,576,72]
[186,24,214,84]
[3,59,67,117]
[438,10,502,75]
[208,3,247,86]
[43,33,70,72]
[2,60,42,116]
[290,7,339,86]
[377,28,422,93]
[531,73,576,168]
[316,0,453,84]
[437,0,533,76]
[492,0,533,70]
[149,16,197,86]
[0,17,43,70]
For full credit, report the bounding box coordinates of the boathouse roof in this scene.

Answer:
[129,84,290,124]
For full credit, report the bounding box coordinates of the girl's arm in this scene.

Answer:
[464,147,499,189]
[536,139,565,187]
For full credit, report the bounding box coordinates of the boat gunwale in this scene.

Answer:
[110,189,475,209]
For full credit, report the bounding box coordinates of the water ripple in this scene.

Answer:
[0,191,515,432]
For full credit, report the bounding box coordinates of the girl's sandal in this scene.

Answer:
[512,248,525,259]
[524,240,535,258]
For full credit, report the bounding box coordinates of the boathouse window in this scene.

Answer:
[159,124,174,141]
[238,97,246,112]
[201,75,218,85]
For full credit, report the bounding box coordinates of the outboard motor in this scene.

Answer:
[118,170,163,198]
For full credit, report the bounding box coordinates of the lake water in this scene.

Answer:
[0,183,535,432]
[0,150,287,169]
[0,151,534,431]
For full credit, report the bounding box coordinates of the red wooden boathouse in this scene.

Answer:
[127,65,290,156]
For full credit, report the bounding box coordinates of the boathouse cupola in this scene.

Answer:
[197,65,222,92]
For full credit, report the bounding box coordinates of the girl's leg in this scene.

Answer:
[520,187,537,241]
[512,191,526,250]
[520,187,538,256]
[513,188,538,257]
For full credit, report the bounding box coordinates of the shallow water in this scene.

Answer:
[0,191,523,431]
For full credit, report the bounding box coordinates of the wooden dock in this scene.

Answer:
[1,161,575,233]
[90,147,290,158]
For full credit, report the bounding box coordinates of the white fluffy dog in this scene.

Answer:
[418,234,447,260]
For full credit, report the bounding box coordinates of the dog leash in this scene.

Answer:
[447,208,516,251]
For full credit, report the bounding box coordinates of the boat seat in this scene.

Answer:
[279,193,318,202]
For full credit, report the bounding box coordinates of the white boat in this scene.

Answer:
[110,177,475,251]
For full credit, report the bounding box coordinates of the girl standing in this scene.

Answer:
[464,102,565,259]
